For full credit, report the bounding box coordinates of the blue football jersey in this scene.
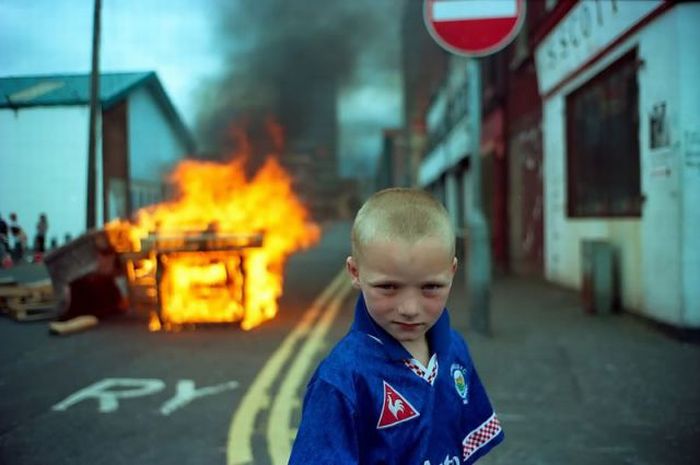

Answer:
[288,294,504,465]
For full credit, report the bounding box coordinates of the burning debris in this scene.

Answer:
[118,229,264,331]
[45,152,320,332]
[108,155,321,330]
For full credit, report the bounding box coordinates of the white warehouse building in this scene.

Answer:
[0,71,195,247]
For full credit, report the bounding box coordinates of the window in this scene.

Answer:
[566,49,641,218]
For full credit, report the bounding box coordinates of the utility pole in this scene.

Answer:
[86,0,102,229]
[466,58,492,336]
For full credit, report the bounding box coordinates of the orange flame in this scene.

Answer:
[108,152,320,330]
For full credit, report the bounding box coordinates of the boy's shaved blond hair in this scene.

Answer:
[351,187,455,260]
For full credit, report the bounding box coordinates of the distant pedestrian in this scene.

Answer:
[8,213,18,236]
[0,213,8,259]
[8,213,27,264]
[288,188,503,465]
[34,213,48,257]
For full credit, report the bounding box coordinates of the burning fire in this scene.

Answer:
[107,152,320,331]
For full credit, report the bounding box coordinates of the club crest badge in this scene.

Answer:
[377,381,420,429]
[451,364,469,404]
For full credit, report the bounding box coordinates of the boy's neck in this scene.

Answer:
[402,337,431,366]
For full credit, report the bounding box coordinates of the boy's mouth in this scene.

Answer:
[394,322,423,331]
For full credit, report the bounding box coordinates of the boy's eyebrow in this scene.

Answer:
[367,278,450,287]
[367,278,401,286]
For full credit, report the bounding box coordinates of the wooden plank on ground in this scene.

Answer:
[5,300,58,321]
[49,315,98,335]
[0,279,57,321]
[0,280,53,298]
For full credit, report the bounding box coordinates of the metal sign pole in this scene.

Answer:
[466,58,492,336]
[423,0,525,338]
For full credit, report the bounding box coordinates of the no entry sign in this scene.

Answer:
[424,0,526,57]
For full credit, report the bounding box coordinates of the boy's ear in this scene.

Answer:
[346,256,361,289]
[451,256,458,274]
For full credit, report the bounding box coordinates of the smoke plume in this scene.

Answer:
[194,0,402,172]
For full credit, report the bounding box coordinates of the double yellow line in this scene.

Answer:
[226,269,353,465]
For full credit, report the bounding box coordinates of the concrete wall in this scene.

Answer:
[637,9,683,326]
[539,3,699,327]
[677,3,700,326]
[507,117,543,276]
[0,106,94,246]
[127,86,189,210]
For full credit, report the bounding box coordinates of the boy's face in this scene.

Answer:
[346,235,457,349]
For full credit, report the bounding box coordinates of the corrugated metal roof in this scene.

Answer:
[0,71,195,152]
[0,71,152,108]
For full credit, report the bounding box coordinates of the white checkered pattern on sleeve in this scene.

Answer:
[462,413,502,461]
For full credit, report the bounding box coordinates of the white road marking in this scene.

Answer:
[160,379,239,416]
[52,378,165,413]
[52,378,240,415]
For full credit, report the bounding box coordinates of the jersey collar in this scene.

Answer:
[351,293,452,361]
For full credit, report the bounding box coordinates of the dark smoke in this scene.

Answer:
[194,0,402,170]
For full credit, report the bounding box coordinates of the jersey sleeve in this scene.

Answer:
[288,376,359,465]
[457,335,505,464]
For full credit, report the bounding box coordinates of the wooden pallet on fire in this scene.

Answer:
[119,251,159,317]
[117,232,263,329]
[0,278,58,321]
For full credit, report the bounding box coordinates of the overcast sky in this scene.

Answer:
[0,0,222,127]
[0,0,403,177]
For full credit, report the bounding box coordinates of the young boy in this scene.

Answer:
[288,188,503,465]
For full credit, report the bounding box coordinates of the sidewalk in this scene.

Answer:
[447,273,700,465]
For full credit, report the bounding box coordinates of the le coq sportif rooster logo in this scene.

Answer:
[377,381,419,429]
[388,396,404,418]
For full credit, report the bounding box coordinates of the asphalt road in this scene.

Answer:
[0,221,355,465]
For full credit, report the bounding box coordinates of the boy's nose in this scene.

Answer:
[397,298,420,320]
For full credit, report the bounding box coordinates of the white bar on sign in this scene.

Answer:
[432,0,517,22]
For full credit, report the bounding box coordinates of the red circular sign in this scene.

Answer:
[424,0,526,57]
